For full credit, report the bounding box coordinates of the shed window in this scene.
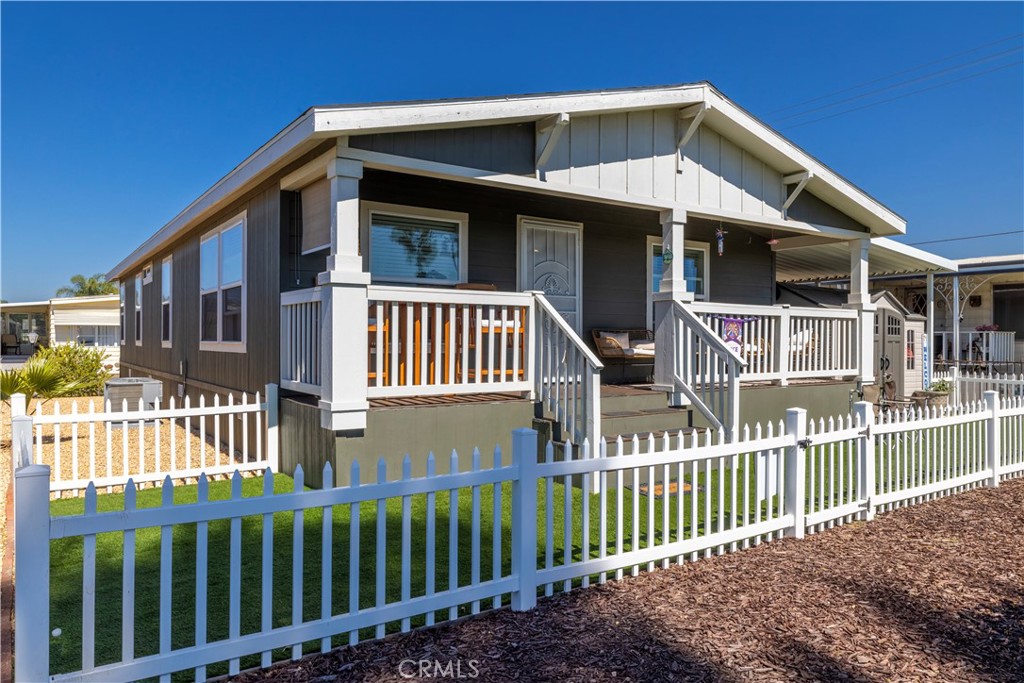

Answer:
[367,207,466,285]
[199,214,246,351]
[161,256,172,347]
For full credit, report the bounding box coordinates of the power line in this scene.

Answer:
[766,32,1024,116]
[908,230,1023,246]
[772,45,1023,124]
[779,60,1022,130]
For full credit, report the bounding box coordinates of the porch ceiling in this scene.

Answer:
[775,237,958,283]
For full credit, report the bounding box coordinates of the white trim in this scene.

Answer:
[646,237,710,329]
[198,212,247,353]
[359,201,469,286]
[160,255,173,349]
[109,83,906,280]
[517,216,584,334]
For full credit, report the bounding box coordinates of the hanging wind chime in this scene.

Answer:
[715,222,727,256]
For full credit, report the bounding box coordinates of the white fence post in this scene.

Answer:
[854,401,876,521]
[784,407,807,539]
[511,427,538,611]
[266,383,280,473]
[10,393,30,479]
[14,463,51,683]
[985,390,1001,487]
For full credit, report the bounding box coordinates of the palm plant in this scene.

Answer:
[55,273,118,298]
[0,357,82,413]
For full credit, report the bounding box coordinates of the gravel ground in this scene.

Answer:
[231,478,1024,683]
[14,396,256,495]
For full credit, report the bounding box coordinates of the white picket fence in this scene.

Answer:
[953,370,1024,405]
[14,393,1024,682]
[9,384,279,493]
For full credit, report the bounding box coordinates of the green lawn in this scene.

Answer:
[48,457,782,680]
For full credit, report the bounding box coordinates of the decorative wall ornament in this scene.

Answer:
[715,225,727,256]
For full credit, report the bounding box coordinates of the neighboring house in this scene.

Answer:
[105,82,955,484]
[0,294,121,367]
[879,254,1023,367]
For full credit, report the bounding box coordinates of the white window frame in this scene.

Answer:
[134,273,143,345]
[360,201,468,286]
[161,255,173,348]
[199,212,247,353]
[142,262,154,285]
[119,281,126,345]
[646,236,711,329]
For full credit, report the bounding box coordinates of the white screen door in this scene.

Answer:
[519,218,582,332]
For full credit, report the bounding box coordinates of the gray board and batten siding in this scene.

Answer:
[119,178,283,399]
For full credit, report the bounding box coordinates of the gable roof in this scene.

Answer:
[108,82,906,280]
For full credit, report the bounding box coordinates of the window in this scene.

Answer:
[55,325,119,347]
[906,329,916,370]
[119,282,126,345]
[134,273,142,345]
[363,203,467,285]
[161,256,172,347]
[200,214,246,351]
[142,262,154,285]
[993,285,1024,337]
[646,238,710,328]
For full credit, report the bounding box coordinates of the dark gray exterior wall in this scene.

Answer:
[350,123,536,176]
[299,170,777,334]
[119,179,283,396]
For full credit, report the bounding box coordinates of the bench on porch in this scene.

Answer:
[592,329,656,382]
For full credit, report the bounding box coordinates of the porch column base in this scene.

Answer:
[318,269,371,433]
[653,292,689,407]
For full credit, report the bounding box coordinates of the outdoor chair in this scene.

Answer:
[1,334,19,355]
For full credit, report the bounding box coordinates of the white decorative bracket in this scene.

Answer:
[782,171,813,216]
[535,112,570,170]
[676,102,708,151]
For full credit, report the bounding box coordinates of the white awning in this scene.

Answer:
[775,237,958,283]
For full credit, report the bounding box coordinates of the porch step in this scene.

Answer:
[600,384,671,413]
[602,406,693,440]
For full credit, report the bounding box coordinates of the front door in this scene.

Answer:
[518,217,583,332]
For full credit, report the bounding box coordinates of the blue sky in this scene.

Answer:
[2,2,1022,301]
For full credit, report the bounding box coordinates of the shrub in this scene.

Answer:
[930,379,952,393]
[32,343,112,396]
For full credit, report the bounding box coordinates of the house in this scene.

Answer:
[0,294,121,367]
[105,82,957,485]
[878,254,1023,370]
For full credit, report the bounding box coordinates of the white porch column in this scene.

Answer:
[925,273,935,388]
[317,153,371,431]
[653,208,690,403]
[844,237,875,384]
[951,274,961,368]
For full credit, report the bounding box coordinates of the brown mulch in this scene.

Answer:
[231,478,1024,683]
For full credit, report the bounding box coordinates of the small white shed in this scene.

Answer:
[872,291,925,398]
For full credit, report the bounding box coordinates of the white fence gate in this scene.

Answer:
[13,393,1024,682]
[9,384,279,493]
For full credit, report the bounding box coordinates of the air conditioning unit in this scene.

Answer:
[104,377,164,411]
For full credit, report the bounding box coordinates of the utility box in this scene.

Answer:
[104,377,164,411]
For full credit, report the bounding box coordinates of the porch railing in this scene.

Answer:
[935,330,1016,364]
[365,285,534,397]
[689,302,860,383]
[670,301,745,438]
[280,287,323,395]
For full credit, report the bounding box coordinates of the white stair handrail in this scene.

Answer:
[671,301,746,440]
[531,292,603,452]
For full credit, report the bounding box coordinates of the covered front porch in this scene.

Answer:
[276,142,892,443]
